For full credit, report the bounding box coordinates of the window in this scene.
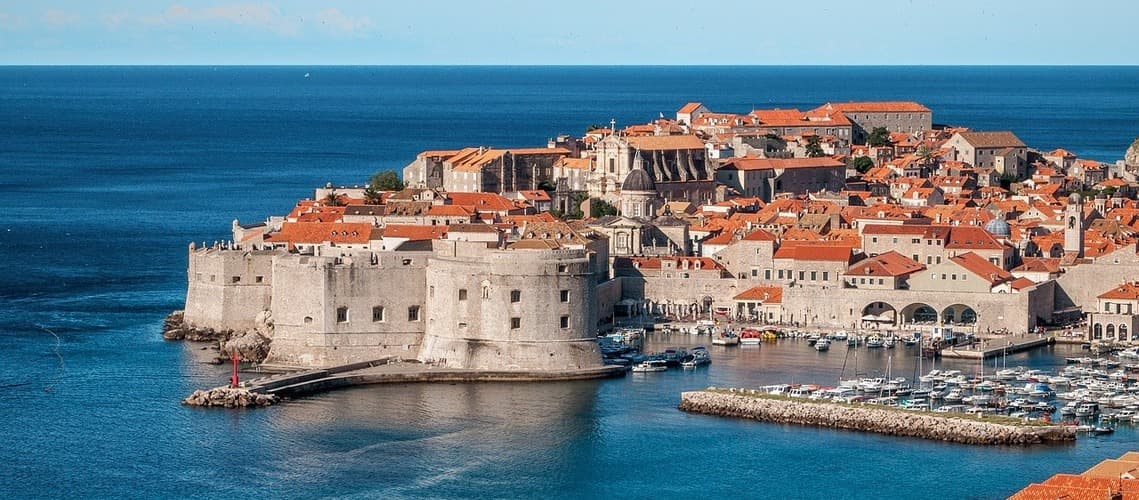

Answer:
[210,275,216,282]
[871,237,878,243]
[511,317,521,329]
[408,306,420,322]
[878,278,884,285]
[798,271,805,281]
[912,254,919,261]
[560,290,569,303]
[336,307,349,323]
[558,264,568,273]
[912,238,920,244]
[372,306,385,322]
[255,275,264,283]
[560,316,569,328]
[1105,302,1112,312]
[892,237,898,244]
[822,272,829,281]
[810,271,817,281]
[951,274,957,280]
[303,316,313,324]
[941,274,947,280]
[936,257,942,264]
[459,289,468,300]
[232,276,241,283]
[778,270,784,279]
[429,286,434,298]
[510,290,521,303]
[402,258,412,265]
[751,269,758,277]
[764,269,772,280]
[932,274,938,280]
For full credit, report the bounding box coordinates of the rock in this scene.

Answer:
[221,330,272,363]
[182,386,278,408]
[1127,138,1139,169]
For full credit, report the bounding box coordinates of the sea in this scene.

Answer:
[1,66,1138,499]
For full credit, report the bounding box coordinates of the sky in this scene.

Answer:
[0,0,1136,65]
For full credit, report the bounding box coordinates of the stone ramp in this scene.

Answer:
[940,334,1055,359]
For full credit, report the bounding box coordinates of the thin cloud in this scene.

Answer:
[314,8,373,36]
[143,3,300,36]
[42,8,81,27]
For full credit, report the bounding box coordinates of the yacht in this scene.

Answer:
[632,360,667,372]
[712,332,739,346]
[865,335,885,348]
[814,338,831,351]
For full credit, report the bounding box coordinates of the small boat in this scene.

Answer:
[712,332,739,346]
[682,346,711,368]
[632,360,667,372]
[739,329,762,345]
[814,338,831,351]
[884,336,897,349]
[865,335,885,348]
[833,331,849,341]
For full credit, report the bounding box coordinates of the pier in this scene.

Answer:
[237,358,626,399]
[679,388,1076,446]
[938,333,1055,360]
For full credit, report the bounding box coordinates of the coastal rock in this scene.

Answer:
[161,311,234,342]
[221,330,272,364]
[1127,137,1139,169]
[678,389,1076,446]
[182,386,278,408]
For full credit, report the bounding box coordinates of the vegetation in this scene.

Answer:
[590,198,619,217]
[537,180,556,192]
[852,156,875,174]
[915,144,933,163]
[804,136,825,158]
[368,170,405,192]
[867,127,892,147]
[323,191,342,207]
[362,185,383,205]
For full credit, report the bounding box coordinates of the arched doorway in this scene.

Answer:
[1121,324,1131,340]
[941,304,978,325]
[1093,323,1103,339]
[861,302,897,330]
[1107,324,1116,339]
[901,303,938,325]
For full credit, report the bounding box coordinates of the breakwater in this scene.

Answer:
[679,388,1075,446]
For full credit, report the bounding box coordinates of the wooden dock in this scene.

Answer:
[939,334,1055,360]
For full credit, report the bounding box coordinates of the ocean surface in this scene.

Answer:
[1,66,1138,499]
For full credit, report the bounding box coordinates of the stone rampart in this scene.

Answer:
[183,245,276,332]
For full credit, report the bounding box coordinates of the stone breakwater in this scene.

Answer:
[679,388,1076,446]
[182,386,278,408]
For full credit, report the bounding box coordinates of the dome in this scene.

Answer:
[984,218,1011,237]
[621,167,655,192]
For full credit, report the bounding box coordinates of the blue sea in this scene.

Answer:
[2,66,1139,499]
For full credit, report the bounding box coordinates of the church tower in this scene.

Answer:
[620,150,658,218]
[1064,193,1084,257]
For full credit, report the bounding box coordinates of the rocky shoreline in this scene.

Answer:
[161,310,271,364]
[182,386,279,408]
[679,388,1076,446]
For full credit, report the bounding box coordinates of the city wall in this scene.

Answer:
[183,245,275,332]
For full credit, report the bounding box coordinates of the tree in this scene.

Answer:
[323,191,342,207]
[369,170,405,191]
[805,136,825,158]
[590,198,618,217]
[362,185,383,205]
[915,144,933,164]
[852,156,875,174]
[867,127,892,147]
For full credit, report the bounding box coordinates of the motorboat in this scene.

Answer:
[712,332,740,346]
[865,335,885,348]
[814,338,831,351]
[632,360,667,372]
[739,329,762,345]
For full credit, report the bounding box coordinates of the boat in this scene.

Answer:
[739,329,762,345]
[833,331,849,341]
[943,389,965,403]
[814,338,831,351]
[1091,426,1115,436]
[1117,347,1139,359]
[632,360,667,372]
[684,346,711,368]
[865,335,885,348]
[712,332,739,346]
[1075,402,1100,417]
[884,336,897,349]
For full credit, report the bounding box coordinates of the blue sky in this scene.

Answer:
[1,1,1136,65]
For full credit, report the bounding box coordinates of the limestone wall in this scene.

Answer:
[264,251,430,368]
[183,246,276,332]
[418,240,604,371]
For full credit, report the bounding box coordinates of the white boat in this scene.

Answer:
[865,335,885,348]
[632,360,667,372]
[814,338,831,351]
[712,333,739,346]
[833,331,849,340]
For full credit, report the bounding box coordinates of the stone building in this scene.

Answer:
[811,101,932,143]
[942,131,1027,178]
[403,146,570,194]
[714,157,847,202]
[1088,282,1139,342]
[591,134,714,204]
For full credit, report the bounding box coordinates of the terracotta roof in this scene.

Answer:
[773,242,856,262]
[417,149,462,159]
[733,285,783,303]
[621,256,724,271]
[1010,277,1036,290]
[626,134,705,151]
[265,221,375,245]
[816,101,930,113]
[843,251,924,277]
[957,131,1026,149]
[554,157,592,170]
[1045,148,1076,158]
[381,224,448,241]
[677,102,704,114]
[1098,282,1139,300]
[949,252,1012,284]
[944,226,1004,250]
[426,205,475,217]
[446,192,517,212]
[742,228,778,241]
[1012,257,1061,273]
[517,190,551,202]
[719,157,846,171]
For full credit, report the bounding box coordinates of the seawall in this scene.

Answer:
[679,388,1075,446]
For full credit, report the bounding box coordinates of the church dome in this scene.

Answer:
[621,167,655,192]
[984,218,1011,237]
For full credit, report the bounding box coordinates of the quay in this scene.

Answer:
[679,388,1075,446]
[240,358,627,399]
[938,333,1055,359]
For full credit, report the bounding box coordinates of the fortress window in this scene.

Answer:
[372,306,385,322]
[560,316,569,328]
[408,306,420,322]
[557,264,568,273]
[255,276,263,283]
[429,286,434,298]
[560,290,569,303]
[195,273,202,281]
[511,317,521,329]
[336,307,349,323]
[459,289,468,301]
[232,276,241,283]
[402,258,412,266]
[210,275,216,282]
[510,290,521,303]
[303,316,313,324]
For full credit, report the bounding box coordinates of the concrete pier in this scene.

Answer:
[679,388,1075,446]
[939,333,1055,359]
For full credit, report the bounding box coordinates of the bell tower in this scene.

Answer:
[1064,193,1084,257]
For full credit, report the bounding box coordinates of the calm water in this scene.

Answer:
[2,66,1138,499]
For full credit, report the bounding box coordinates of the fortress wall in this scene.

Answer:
[183,247,275,332]
[623,276,743,308]
[264,251,430,368]
[418,240,603,371]
[595,278,622,326]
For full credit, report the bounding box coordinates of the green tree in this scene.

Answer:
[362,185,383,205]
[324,191,342,207]
[867,127,892,147]
[805,136,825,158]
[369,170,405,191]
[915,144,933,164]
[590,198,619,217]
[852,156,875,174]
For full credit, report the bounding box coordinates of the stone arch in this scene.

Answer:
[1121,323,1131,340]
[941,304,977,325]
[1093,323,1103,339]
[861,302,897,327]
[1107,324,1116,339]
[901,302,938,325]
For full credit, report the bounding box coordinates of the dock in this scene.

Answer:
[939,333,1056,360]
[240,358,627,398]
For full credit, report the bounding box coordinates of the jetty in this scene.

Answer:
[938,333,1055,360]
[679,388,1075,446]
[223,358,626,400]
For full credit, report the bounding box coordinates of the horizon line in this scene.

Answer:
[3,63,1139,68]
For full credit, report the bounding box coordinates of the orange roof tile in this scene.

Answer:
[773,242,856,262]
[265,221,375,245]
[844,251,924,277]
[950,252,1012,284]
[625,134,705,151]
[733,285,783,303]
[719,156,846,171]
[1098,282,1139,300]
[816,101,930,113]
